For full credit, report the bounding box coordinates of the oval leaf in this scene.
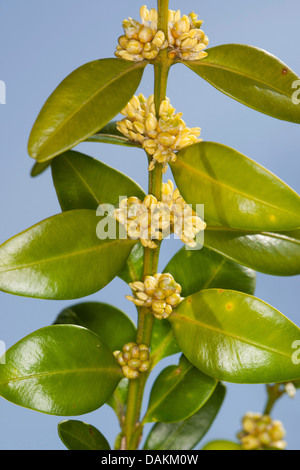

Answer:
[0,325,122,415]
[54,301,136,352]
[202,440,242,451]
[58,420,110,450]
[118,242,144,284]
[150,318,181,366]
[204,227,300,276]
[107,378,129,425]
[30,160,51,177]
[165,245,256,297]
[28,59,146,161]
[144,356,217,423]
[169,289,300,384]
[184,44,300,123]
[86,121,141,147]
[144,382,226,450]
[0,209,136,299]
[51,150,145,211]
[172,142,300,231]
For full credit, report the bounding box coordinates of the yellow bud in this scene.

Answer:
[126,39,143,54]
[138,25,154,43]
[140,5,149,23]
[123,365,139,379]
[157,132,176,147]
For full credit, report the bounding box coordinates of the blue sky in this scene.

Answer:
[0,0,299,450]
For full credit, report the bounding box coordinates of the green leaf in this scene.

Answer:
[204,227,300,276]
[169,289,300,384]
[143,356,217,423]
[51,150,145,211]
[0,325,122,415]
[86,121,141,147]
[172,142,300,231]
[28,59,146,161]
[202,440,242,451]
[151,245,256,365]
[150,319,180,366]
[184,44,300,123]
[30,161,51,177]
[0,209,136,299]
[164,245,256,297]
[144,382,226,450]
[107,378,129,425]
[118,242,144,284]
[54,302,136,352]
[58,420,110,450]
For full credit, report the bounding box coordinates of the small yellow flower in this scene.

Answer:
[168,10,209,60]
[113,343,151,378]
[161,180,206,248]
[126,273,183,320]
[115,6,167,61]
[113,181,206,249]
[115,6,209,62]
[238,412,287,450]
[117,94,201,173]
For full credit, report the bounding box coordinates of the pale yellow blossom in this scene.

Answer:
[117,94,201,173]
[115,5,209,62]
[113,181,206,249]
[126,273,183,319]
[238,412,287,450]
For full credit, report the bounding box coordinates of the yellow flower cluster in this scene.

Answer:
[117,94,201,173]
[161,179,206,248]
[115,6,209,62]
[168,9,209,61]
[126,273,183,319]
[113,342,151,379]
[238,413,287,450]
[115,6,167,61]
[113,181,206,249]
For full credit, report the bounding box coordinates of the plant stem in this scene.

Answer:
[263,384,285,415]
[123,0,170,450]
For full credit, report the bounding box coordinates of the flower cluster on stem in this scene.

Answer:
[238,412,287,450]
[126,273,183,319]
[117,94,201,173]
[115,5,209,62]
[113,180,206,249]
[113,343,151,379]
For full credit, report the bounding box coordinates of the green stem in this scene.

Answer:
[263,384,284,415]
[123,0,170,450]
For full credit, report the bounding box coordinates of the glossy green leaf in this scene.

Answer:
[28,59,146,161]
[202,440,242,451]
[54,302,136,352]
[86,121,141,147]
[151,245,256,365]
[169,289,300,384]
[184,44,300,123]
[107,378,129,425]
[203,227,300,276]
[164,245,256,297]
[118,242,144,284]
[58,420,110,450]
[0,209,136,299]
[144,382,226,450]
[172,142,300,231]
[51,150,145,211]
[0,325,122,415]
[150,318,180,366]
[144,356,217,423]
[30,160,51,177]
